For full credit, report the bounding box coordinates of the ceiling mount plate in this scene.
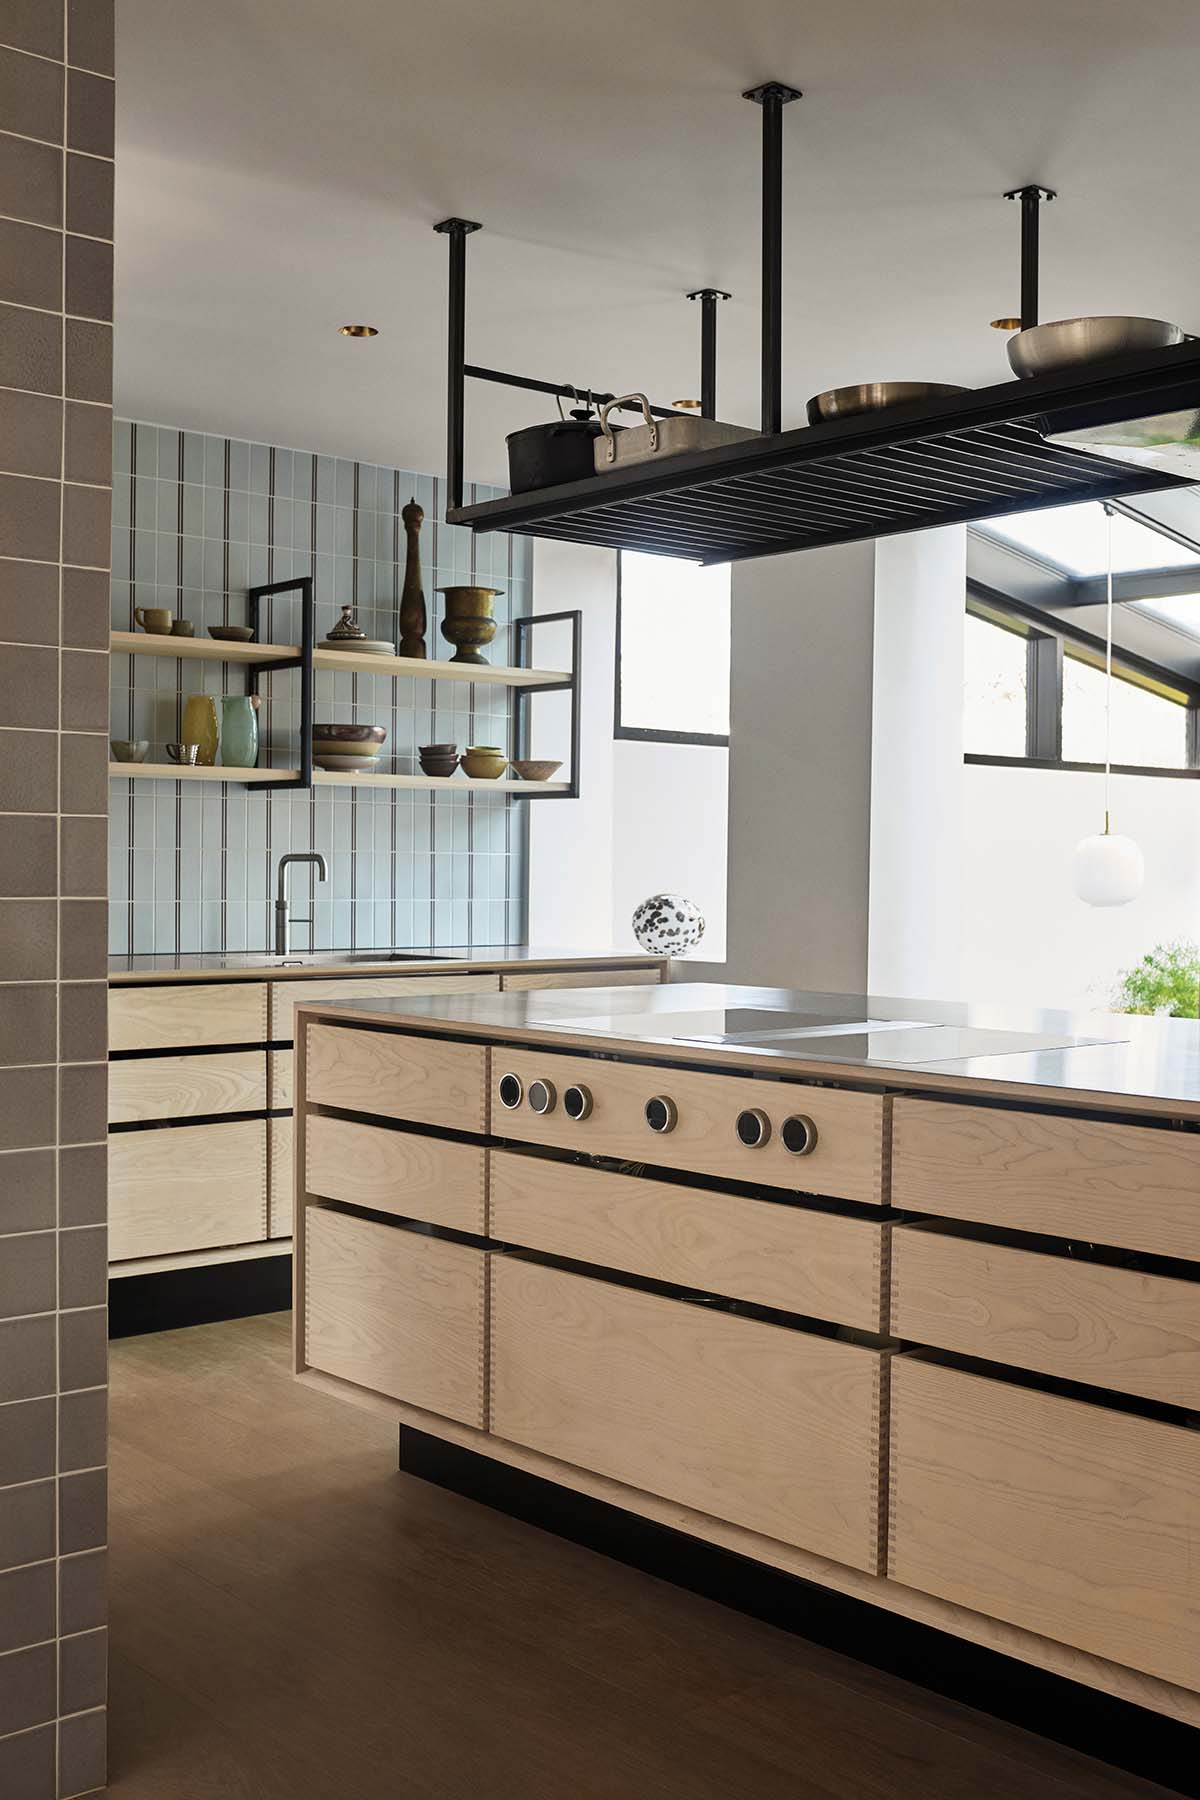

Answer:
[742,81,803,105]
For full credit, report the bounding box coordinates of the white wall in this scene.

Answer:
[724,542,876,991]
[868,527,966,1000]
[961,764,1200,1011]
[527,540,729,956]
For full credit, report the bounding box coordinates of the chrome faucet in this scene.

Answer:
[274,852,328,956]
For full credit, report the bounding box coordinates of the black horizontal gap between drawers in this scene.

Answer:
[306,1197,895,1348]
[890,1084,1200,1134]
[109,1110,269,1133]
[307,1102,487,1151]
[109,1042,268,1060]
[905,1346,1200,1431]
[489,1138,894,1222]
[901,1215,1200,1284]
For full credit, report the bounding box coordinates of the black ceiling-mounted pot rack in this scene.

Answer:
[434,85,1193,565]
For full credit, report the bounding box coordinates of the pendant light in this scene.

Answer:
[1072,505,1145,907]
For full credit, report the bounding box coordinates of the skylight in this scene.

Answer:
[982,501,1200,577]
[1130,593,1200,641]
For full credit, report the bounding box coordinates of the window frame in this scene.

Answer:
[964,585,1200,777]
[614,551,730,747]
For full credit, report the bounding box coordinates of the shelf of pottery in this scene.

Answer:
[108,498,579,797]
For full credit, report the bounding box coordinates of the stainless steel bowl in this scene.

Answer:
[1007,316,1185,380]
[806,382,969,426]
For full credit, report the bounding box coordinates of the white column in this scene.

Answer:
[868,526,966,1001]
[721,541,877,991]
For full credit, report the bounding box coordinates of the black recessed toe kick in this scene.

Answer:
[399,1427,1198,1797]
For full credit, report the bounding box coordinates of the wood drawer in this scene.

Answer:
[490,1047,885,1203]
[491,1150,886,1331]
[109,980,267,1052]
[307,1115,485,1234]
[270,973,499,1041]
[888,1356,1200,1691]
[109,1050,266,1124]
[499,966,661,992]
[109,1118,267,1260]
[490,1257,885,1571]
[304,1205,487,1426]
[892,1098,1200,1261]
[305,1023,487,1133]
[892,1224,1200,1409]
[268,1115,293,1239]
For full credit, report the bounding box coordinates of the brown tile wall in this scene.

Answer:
[0,1,111,1793]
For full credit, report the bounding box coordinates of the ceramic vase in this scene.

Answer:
[181,694,219,766]
[220,696,259,768]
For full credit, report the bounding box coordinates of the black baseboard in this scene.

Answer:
[399,1427,1196,1797]
[108,1253,291,1337]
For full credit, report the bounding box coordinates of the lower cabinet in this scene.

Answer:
[303,1205,488,1428]
[109,1118,268,1260]
[888,1355,1200,1691]
[489,1256,885,1573]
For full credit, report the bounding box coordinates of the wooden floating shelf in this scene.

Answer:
[108,762,568,794]
[110,631,569,689]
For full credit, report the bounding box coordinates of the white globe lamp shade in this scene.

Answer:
[1073,832,1144,908]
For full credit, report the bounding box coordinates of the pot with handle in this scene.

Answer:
[506,391,607,494]
[594,393,758,473]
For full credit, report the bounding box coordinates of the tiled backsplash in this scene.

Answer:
[108,422,531,954]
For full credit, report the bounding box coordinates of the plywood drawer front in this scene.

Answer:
[270,973,500,1041]
[305,1024,486,1133]
[109,1119,267,1260]
[892,1226,1200,1409]
[490,1048,885,1203]
[268,1115,293,1239]
[491,1151,886,1331]
[892,1098,1200,1261]
[109,1051,266,1124]
[109,980,267,1052]
[304,1205,486,1426]
[490,1257,884,1571]
[307,1115,485,1234]
[499,966,661,991]
[270,1049,293,1111]
[889,1357,1200,1691]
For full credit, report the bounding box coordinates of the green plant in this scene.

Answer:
[1112,940,1200,1018]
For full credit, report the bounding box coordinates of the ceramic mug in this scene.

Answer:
[170,619,195,638]
[135,607,174,634]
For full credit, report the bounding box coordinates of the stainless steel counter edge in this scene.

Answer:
[107,948,669,985]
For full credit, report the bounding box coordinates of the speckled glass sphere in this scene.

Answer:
[631,893,705,955]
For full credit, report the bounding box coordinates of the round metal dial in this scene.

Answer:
[497,1073,523,1110]
[528,1078,557,1116]
[781,1113,817,1156]
[735,1107,771,1148]
[644,1095,678,1134]
[563,1084,593,1121]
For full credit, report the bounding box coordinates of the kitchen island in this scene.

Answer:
[291,979,1200,1750]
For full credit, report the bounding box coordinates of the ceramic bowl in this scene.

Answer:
[313,753,381,772]
[312,723,387,744]
[110,739,150,763]
[418,755,459,778]
[509,758,562,782]
[208,625,255,643]
[460,746,508,780]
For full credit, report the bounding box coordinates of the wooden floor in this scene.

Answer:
[107,1313,1182,1800]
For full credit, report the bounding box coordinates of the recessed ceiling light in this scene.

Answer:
[990,317,1021,331]
[340,324,378,338]
[672,398,701,410]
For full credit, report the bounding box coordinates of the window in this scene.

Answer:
[616,550,730,743]
[963,613,1028,756]
[1061,653,1189,769]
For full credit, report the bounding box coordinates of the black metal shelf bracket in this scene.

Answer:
[687,289,732,419]
[247,575,314,791]
[744,81,802,435]
[510,609,582,799]
[1003,184,1057,331]
[434,217,483,512]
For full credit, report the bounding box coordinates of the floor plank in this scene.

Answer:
[107,1313,1183,1799]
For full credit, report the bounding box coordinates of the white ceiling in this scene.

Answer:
[115,0,1200,484]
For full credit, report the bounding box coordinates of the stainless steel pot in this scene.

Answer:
[593,393,758,472]
[1007,317,1185,380]
[806,382,969,425]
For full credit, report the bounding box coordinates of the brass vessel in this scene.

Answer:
[437,586,501,665]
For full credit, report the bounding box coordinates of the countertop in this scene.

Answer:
[302,980,1200,1119]
[107,946,664,985]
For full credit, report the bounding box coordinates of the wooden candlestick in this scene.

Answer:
[398,497,427,659]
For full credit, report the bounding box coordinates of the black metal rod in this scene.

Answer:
[687,290,730,419]
[744,83,801,435]
[1004,185,1056,332]
[463,363,679,421]
[434,219,481,512]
